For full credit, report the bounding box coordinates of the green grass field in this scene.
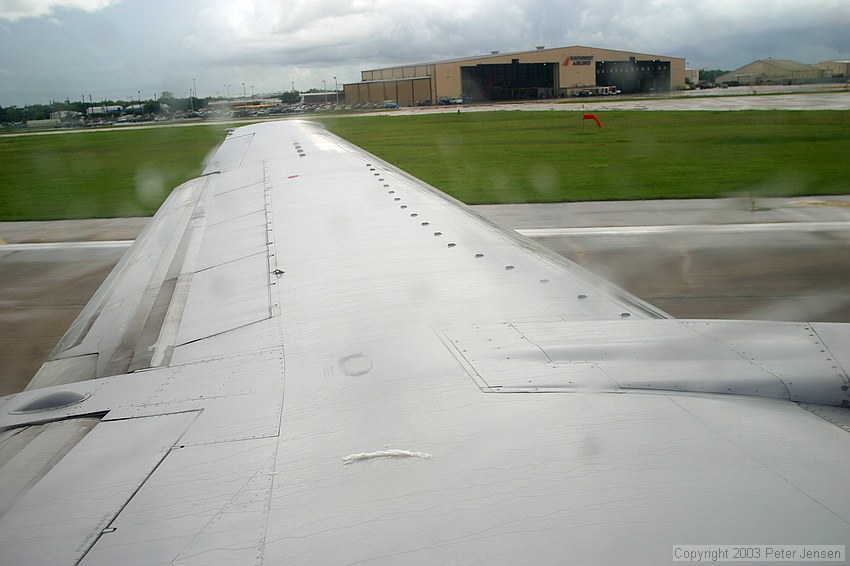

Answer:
[1,111,848,220]
[321,111,850,204]
[0,125,229,220]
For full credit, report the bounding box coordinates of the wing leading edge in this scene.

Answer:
[0,119,849,564]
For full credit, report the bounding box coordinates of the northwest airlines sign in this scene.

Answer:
[563,55,594,66]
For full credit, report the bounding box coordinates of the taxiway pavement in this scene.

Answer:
[2,196,849,396]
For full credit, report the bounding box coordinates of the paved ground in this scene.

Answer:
[0,218,149,244]
[0,217,149,394]
[0,242,128,395]
[2,195,849,397]
[378,85,850,116]
[486,196,850,322]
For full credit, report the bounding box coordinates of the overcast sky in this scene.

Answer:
[1,0,848,106]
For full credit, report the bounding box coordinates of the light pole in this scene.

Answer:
[322,80,327,103]
[225,84,231,98]
[138,90,141,111]
[242,82,246,98]
[334,76,339,104]
[291,81,295,92]
[189,88,193,112]
[193,78,197,101]
[251,85,254,97]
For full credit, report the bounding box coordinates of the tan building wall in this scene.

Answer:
[344,77,433,106]
[718,60,826,85]
[347,46,686,106]
[362,65,434,81]
[815,60,850,78]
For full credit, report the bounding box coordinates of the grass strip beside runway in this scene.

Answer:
[0,125,227,220]
[322,110,850,204]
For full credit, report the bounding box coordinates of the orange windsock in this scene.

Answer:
[583,113,602,128]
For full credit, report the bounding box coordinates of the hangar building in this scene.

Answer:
[344,45,686,107]
[717,59,826,86]
[815,60,850,79]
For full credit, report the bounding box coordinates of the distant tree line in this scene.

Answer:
[0,103,55,122]
[2,89,308,124]
[0,98,168,123]
[280,91,301,104]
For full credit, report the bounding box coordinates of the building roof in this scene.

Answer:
[363,45,681,72]
[763,59,821,71]
[729,59,821,74]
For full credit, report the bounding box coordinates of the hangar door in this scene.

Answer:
[596,60,671,93]
[462,60,558,101]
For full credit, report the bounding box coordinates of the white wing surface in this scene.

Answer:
[1,120,849,564]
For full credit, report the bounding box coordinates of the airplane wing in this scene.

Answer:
[1,119,849,564]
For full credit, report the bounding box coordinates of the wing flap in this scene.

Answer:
[79,438,276,565]
[440,320,849,404]
[202,131,254,173]
[0,412,197,564]
[174,251,271,345]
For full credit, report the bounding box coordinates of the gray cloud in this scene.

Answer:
[2,0,848,106]
[0,0,118,22]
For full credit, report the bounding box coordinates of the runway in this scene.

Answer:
[523,222,850,323]
[482,196,850,322]
[2,196,849,397]
[0,241,129,395]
